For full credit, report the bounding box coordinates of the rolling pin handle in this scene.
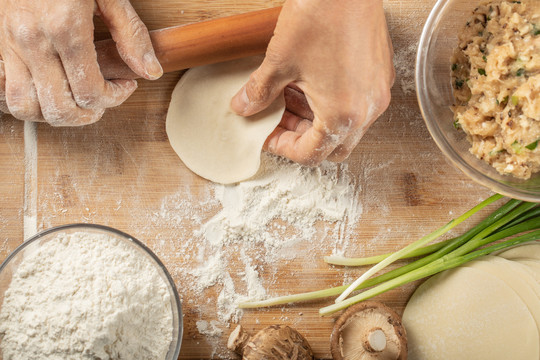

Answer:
[96,7,281,80]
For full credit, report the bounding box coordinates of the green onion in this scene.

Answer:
[452,63,458,71]
[320,229,540,316]
[334,195,502,303]
[478,68,487,76]
[511,95,519,106]
[516,68,525,76]
[511,140,523,154]
[455,79,464,88]
[525,140,538,151]
[483,55,487,62]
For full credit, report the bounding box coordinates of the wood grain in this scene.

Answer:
[0,1,498,359]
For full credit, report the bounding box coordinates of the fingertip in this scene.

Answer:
[142,52,163,80]
[124,79,138,92]
[263,127,286,153]
[106,79,138,106]
[230,86,249,115]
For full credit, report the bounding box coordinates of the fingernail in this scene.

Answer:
[143,52,163,80]
[232,86,250,115]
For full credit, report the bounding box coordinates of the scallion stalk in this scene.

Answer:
[334,194,503,303]
[319,229,540,316]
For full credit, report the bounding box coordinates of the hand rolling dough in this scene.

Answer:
[166,56,285,184]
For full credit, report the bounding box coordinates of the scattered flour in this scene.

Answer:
[147,153,362,350]
[196,320,223,338]
[393,40,420,95]
[0,231,174,360]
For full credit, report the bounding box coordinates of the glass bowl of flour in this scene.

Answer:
[0,224,182,360]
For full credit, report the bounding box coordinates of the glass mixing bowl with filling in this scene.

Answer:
[451,0,540,180]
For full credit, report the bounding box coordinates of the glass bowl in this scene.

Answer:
[0,224,182,359]
[416,0,540,202]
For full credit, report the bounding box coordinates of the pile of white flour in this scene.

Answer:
[0,231,174,360]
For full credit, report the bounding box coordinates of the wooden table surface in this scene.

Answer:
[0,0,498,359]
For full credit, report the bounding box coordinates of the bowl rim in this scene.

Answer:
[415,0,540,202]
[0,223,183,359]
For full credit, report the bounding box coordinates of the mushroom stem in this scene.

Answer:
[227,325,251,354]
[364,328,387,353]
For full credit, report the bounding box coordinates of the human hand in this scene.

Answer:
[231,0,394,165]
[0,0,162,126]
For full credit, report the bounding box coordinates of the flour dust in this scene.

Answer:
[142,154,362,353]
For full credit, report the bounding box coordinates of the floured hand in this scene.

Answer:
[0,0,162,126]
[231,0,395,165]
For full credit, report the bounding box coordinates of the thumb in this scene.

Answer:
[231,58,292,117]
[96,0,163,80]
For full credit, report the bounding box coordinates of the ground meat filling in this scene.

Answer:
[451,0,540,180]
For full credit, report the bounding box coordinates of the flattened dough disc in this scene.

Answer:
[494,241,540,261]
[462,256,540,331]
[403,267,539,360]
[166,56,285,184]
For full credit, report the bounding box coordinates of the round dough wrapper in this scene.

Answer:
[463,256,540,331]
[403,267,539,360]
[515,259,540,283]
[493,242,540,261]
[166,56,285,184]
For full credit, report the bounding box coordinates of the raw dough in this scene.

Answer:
[515,259,540,283]
[166,56,285,184]
[463,256,540,330]
[494,242,540,261]
[403,267,539,360]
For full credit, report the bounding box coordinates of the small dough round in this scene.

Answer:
[166,56,285,184]
[494,242,540,261]
[463,256,540,331]
[403,267,539,360]
[515,259,540,283]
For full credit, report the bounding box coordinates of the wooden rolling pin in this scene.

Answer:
[96,7,281,80]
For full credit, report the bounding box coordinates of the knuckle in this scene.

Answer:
[45,6,80,39]
[12,22,43,46]
[246,71,274,103]
[299,155,323,167]
[40,98,77,125]
[77,109,104,126]
[6,88,38,120]
[43,108,73,126]
[73,89,102,109]
[125,15,148,40]
[47,20,72,41]
[330,108,363,135]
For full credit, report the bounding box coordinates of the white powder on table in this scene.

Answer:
[147,154,362,349]
[0,231,174,360]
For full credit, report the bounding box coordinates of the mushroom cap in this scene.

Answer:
[243,325,314,360]
[330,301,407,360]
